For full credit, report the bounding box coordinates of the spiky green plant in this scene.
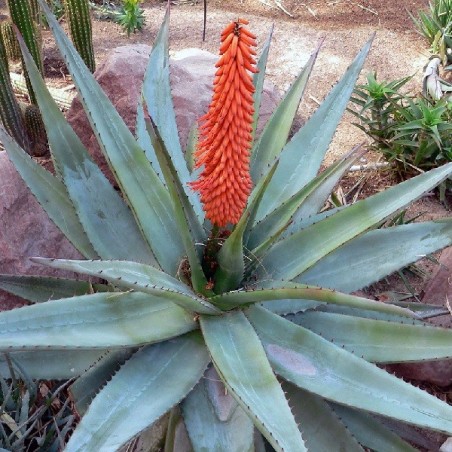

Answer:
[1,2,452,450]
[22,103,48,156]
[7,0,43,105]
[116,0,145,37]
[63,0,95,72]
[410,0,452,62]
[0,19,22,62]
[0,28,29,153]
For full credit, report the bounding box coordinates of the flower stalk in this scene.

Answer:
[190,19,258,227]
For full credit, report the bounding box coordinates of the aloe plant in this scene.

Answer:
[0,2,452,450]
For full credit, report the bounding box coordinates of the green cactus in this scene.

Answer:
[0,2,451,451]
[22,103,48,156]
[7,0,43,105]
[29,0,40,21]
[63,0,95,72]
[0,30,29,152]
[0,18,22,62]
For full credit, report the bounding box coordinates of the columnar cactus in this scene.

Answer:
[0,30,29,152]
[63,0,95,72]
[22,103,48,156]
[7,0,44,104]
[0,18,22,62]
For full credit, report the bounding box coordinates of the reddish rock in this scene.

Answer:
[0,152,84,310]
[66,45,280,183]
[387,247,452,387]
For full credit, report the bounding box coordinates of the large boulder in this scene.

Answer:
[0,152,84,310]
[66,45,280,182]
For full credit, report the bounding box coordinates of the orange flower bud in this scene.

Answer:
[190,20,258,227]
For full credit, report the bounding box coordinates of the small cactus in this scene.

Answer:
[22,103,48,156]
[0,18,22,62]
[7,0,44,104]
[0,29,29,152]
[63,0,96,72]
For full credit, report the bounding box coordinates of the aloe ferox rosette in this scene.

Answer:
[0,2,452,451]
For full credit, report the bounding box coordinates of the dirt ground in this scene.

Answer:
[84,0,430,165]
[0,0,432,165]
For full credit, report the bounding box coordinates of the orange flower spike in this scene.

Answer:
[190,19,258,227]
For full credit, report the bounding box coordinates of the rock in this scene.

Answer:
[0,152,84,311]
[440,437,452,452]
[386,246,452,387]
[66,45,280,183]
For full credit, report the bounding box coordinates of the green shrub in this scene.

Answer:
[116,0,145,36]
[350,71,452,175]
[410,0,452,63]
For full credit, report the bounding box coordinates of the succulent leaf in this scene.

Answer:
[331,404,418,451]
[32,258,221,315]
[212,283,413,317]
[141,7,203,221]
[0,274,110,303]
[283,382,364,451]
[256,163,452,281]
[260,299,321,315]
[215,162,278,294]
[181,368,255,452]
[247,305,452,434]
[18,31,157,265]
[135,100,164,183]
[256,35,374,220]
[64,332,209,452]
[200,310,306,452]
[145,116,210,295]
[297,219,452,291]
[0,292,197,350]
[308,303,427,324]
[39,0,185,274]
[289,310,452,363]
[0,125,97,258]
[185,123,198,173]
[0,349,108,379]
[69,349,135,415]
[248,145,363,250]
[250,42,319,182]
[251,25,273,140]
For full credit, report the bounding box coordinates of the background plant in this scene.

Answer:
[410,0,452,63]
[0,358,75,451]
[0,2,451,450]
[115,0,144,36]
[350,71,452,176]
[63,0,96,72]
